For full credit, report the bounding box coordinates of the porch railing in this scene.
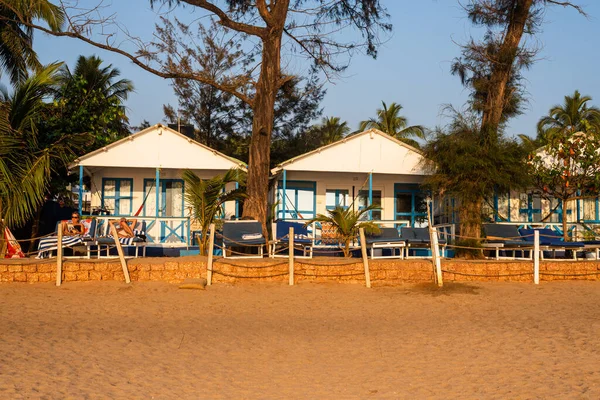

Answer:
[90,216,192,245]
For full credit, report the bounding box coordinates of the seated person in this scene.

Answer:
[111,217,137,238]
[62,213,85,236]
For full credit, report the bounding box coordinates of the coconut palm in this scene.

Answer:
[537,90,600,145]
[183,168,247,255]
[0,63,86,255]
[55,55,134,102]
[306,205,380,257]
[0,0,64,84]
[359,101,425,146]
[316,116,350,145]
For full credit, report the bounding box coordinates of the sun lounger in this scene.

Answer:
[401,227,446,258]
[519,228,584,260]
[365,227,405,259]
[482,224,532,260]
[96,220,147,258]
[270,220,314,258]
[222,220,266,258]
[36,218,97,259]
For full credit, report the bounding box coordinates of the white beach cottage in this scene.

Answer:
[271,129,432,227]
[70,124,246,245]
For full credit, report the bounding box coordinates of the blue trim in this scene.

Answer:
[394,184,426,226]
[101,177,133,216]
[155,169,160,218]
[576,190,581,221]
[282,170,287,220]
[326,189,350,210]
[493,193,499,222]
[143,178,184,217]
[368,173,373,220]
[78,165,83,215]
[276,180,316,219]
[235,181,240,218]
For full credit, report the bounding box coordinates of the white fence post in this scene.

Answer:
[288,226,294,286]
[206,223,215,286]
[109,223,131,284]
[533,230,540,285]
[430,227,443,287]
[56,225,63,286]
[359,228,371,288]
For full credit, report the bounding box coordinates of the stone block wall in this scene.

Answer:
[1,257,599,285]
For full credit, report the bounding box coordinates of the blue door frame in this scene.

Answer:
[394,184,426,226]
[143,178,185,242]
[277,180,316,220]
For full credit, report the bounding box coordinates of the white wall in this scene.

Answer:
[276,170,425,221]
[86,166,238,218]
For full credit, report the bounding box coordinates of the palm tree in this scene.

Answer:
[359,101,425,146]
[316,116,350,145]
[305,205,380,257]
[537,90,600,144]
[0,0,64,84]
[56,55,134,102]
[183,168,247,255]
[0,63,86,255]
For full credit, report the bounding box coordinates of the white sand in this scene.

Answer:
[1,281,599,399]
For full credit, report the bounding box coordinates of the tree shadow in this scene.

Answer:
[412,282,481,296]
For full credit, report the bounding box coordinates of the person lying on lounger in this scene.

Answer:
[111,218,137,238]
[62,213,85,236]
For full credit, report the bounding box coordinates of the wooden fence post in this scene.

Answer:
[109,223,131,284]
[359,228,371,288]
[56,225,63,286]
[206,223,215,286]
[533,230,540,285]
[430,227,443,287]
[289,227,294,286]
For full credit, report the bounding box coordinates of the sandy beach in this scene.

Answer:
[1,281,599,399]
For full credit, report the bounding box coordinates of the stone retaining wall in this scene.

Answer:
[1,257,599,285]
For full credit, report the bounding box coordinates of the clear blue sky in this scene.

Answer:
[33,1,600,139]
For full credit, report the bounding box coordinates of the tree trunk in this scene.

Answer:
[459,198,483,240]
[0,199,5,259]
[28,204,43,253]
[242,21,286,235]
[343,237,351,258]
[480,0,534,140]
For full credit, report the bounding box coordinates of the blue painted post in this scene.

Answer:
[155,168,160,218]
[282,169,287,221]
[235,182,239,219]
[78,165,83,215]
[493,193,499,222]
[576,193,581,222]
[368,172,373,220]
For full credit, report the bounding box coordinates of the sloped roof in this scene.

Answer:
[70,124,246,170]
[272,129,430,175]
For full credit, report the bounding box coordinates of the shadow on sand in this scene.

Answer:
[412,282,481,297]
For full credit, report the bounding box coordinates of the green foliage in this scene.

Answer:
[537,90,600,145]
[528,92,600,239]
[0,0,64,84]
[423,111,528,202]
[422,110,528,243]
[0,63,87,232]
[45,55,133,150]
[307,116,350,146]
[359,101,424,147]
[305,205,380,257]
[182,168,247,255]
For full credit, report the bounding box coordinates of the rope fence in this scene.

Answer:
[7,220,600,287]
